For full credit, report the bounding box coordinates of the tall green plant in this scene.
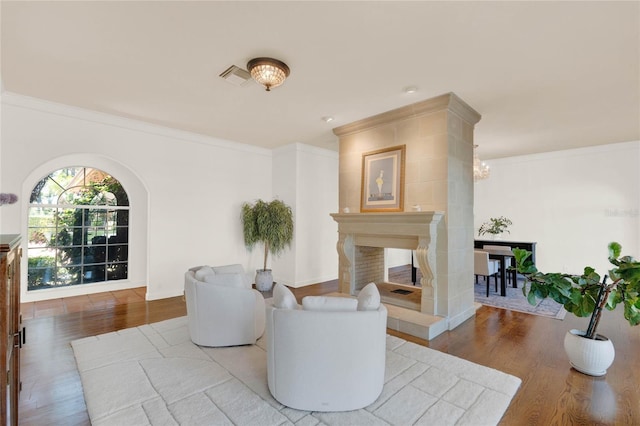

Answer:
[514,242,640,339]
[241,199,294,271]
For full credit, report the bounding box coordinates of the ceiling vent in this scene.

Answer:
[219,65,252,87]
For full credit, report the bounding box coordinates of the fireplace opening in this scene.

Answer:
[353,247,424,311]
[376,280,421,311]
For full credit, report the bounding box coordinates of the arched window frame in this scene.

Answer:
[27,167,130,290]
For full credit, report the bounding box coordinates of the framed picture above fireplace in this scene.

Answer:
[360,145,405,212]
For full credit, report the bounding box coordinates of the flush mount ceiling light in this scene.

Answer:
[247,57,290,91]
[473,145,490,182]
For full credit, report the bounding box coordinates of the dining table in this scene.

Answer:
[474,240,537,297]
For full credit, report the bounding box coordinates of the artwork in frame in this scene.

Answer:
[360,145,406,212]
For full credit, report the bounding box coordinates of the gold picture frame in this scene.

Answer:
[360,145,405,212]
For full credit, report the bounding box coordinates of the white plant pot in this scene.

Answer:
[255,269,273,292]
[563,329,615,376]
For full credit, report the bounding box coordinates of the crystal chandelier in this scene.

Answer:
[473,145,490,182]
[247,57,290,91]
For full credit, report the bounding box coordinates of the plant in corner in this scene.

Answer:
[514,242,640,376]
[478,216,512,238]
[241,199,294,291]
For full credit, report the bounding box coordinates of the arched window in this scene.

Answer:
[27,167,129,290]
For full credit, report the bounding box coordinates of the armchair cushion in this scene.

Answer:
[212,264,244,274]
[302,296,357,311]
[213,264,252,287]
[357,282,381,311]
[273,283,298,310]
[203,272,245,288]
[194,265,215,281]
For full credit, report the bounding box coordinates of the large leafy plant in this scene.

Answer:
[241,199,294,271]
[514,242,640,339]
[478,216,512,236]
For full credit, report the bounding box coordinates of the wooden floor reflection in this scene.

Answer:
[19,279,640,425]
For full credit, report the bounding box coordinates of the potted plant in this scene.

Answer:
[241,199,294,291]
[514,242,640,376]
[478,216,512,239]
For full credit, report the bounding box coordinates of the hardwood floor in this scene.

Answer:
[19,281,640,425]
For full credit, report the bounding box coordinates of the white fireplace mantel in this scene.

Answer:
[330,211,444,315]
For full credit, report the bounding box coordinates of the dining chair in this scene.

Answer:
[474,250,500,297]
[483,245,517,287]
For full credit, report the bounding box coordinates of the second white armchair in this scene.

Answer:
[184,264,265,347]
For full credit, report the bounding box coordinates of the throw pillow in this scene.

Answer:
[273,283,298,310]
[357,282,381,311]
[194,266,215,281]
[212,264,252,287]
[302,296,358,312]
[203,273,245,288]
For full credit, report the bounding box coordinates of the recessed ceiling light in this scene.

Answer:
[321,116,334,123]
[403,86,418,94]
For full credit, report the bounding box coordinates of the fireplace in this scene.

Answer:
[330,93,481,339]
[330,211,444,316]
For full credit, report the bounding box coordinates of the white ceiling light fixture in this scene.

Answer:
[321,116,334,123]
[247,57,290,91]
[473,145,490,182]
[403,86,418,94]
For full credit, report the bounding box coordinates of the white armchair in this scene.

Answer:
[266,283,387,412]
[184,264,265,347]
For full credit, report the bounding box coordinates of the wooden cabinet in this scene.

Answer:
[1,234,22,426]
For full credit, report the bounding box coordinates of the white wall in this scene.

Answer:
[270,144,297,284]
[0,87,4,229]
[1,93,340,301]
[1,93,272,301]
[272,143,339,287]
[292,144,339,286]
[474,141,640,276]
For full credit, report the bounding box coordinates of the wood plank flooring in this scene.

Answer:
[19,279,640,425]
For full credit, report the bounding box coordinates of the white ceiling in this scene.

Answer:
[2,1,638,159]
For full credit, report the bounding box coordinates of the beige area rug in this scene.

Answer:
[474,278,567,320]
[72,316,521,426]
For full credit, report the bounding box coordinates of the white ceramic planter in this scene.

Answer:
[255,269,273,292]
[563,329,615,376]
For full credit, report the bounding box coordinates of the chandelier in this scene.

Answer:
[473,145,490,182]
[247,57,290,91]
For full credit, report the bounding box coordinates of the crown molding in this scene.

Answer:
[1,92,272,156]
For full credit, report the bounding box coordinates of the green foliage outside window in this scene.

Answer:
[28,167,130,290]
